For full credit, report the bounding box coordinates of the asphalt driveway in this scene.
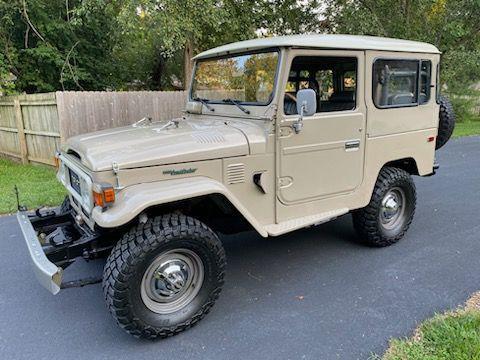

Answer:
[1,136,479,360]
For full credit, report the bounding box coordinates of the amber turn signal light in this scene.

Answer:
[93,184,115,208]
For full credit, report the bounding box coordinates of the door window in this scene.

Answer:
[284,56,357,115]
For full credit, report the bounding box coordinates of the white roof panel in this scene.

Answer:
[194,34,440,59]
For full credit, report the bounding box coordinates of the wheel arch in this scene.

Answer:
[142,193,258,236]
[92,177,268,237]
[383,157,419,176]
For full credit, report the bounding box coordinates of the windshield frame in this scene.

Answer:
[189,47,281,107]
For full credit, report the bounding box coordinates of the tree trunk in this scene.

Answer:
[151,53,166,90]
[183,39,194,90]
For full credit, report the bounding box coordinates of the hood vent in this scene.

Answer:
[191,132,226,144]
[226,163,246,184]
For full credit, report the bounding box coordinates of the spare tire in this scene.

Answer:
[436,95,455,150]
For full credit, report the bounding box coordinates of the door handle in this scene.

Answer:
[345,140,360,151]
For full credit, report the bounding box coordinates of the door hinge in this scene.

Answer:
[279,126,293,137]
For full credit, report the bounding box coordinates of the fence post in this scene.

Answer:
[13,99,28,164]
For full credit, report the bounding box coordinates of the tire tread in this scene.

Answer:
[352,167,416,247]
[102,213,226,339]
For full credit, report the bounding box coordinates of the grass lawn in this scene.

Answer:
[0,158,66,214]
[374,295,480,360]
[453,121,480,138]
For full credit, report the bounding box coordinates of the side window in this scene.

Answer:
[419,60,432,105]
[373,59,419,108]
[284,56,357,115]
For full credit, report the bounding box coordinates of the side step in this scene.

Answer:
[264,208,349,236]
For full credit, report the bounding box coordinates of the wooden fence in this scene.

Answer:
[0,93,60,166]
[0,91,188,166]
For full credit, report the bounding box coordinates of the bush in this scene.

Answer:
[448,94,479,123]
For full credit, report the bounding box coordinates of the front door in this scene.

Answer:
[278,50,366,205]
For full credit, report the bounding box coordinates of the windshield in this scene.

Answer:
[191,50,279,105]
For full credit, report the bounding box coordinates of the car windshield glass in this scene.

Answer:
[191,51,279,105]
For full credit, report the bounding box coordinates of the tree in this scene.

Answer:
[324,0,480,91]
[0,0,121,93]
[0,0,326,93]
[108,0,325,90]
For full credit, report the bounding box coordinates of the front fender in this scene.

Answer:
[91,176,268,237]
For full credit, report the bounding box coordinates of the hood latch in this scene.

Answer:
[112,161,124,190]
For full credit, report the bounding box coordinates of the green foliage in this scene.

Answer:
[0,158,66,214]
[453,121,480,138]
[449,95,478,123]
[0,0,121,93]
[113,0,322,89]
[381,309,480,360]
[324,0,480,92]
[0,0,478,94]
[0,53,15,95]
[0,0,322,92]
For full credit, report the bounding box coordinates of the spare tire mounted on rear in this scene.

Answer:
[436,95,455,150]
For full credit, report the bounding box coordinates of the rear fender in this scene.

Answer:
[91,177,268,237]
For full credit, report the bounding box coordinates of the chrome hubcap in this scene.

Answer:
[152,259,189,297]
[380,188,406,230]
[141,249,204,314]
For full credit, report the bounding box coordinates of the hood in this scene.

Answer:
[64,118,263,171]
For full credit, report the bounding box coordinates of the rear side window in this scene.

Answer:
[373,59,419,108]
[419,60,432,105]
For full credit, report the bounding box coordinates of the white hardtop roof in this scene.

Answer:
[194,34,440,60]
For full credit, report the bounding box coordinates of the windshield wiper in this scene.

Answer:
[193,97,215,112]
[222,98,250,114]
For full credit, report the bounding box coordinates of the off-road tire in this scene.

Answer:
[102,213,226,339]
[352,167,416,247]
[436,95,455,150]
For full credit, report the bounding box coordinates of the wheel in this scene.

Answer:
[352,167,416,247]
[102,213,226,339]
[436,95,455,150]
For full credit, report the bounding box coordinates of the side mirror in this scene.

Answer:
[293,89,317,134]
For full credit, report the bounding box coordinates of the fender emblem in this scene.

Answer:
[163,168,197,176]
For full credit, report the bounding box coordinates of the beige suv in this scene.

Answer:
[17,34,455,339]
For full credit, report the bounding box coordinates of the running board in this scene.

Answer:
[265,208,349,236]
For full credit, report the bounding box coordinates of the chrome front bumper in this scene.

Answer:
[16,211,63,294]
